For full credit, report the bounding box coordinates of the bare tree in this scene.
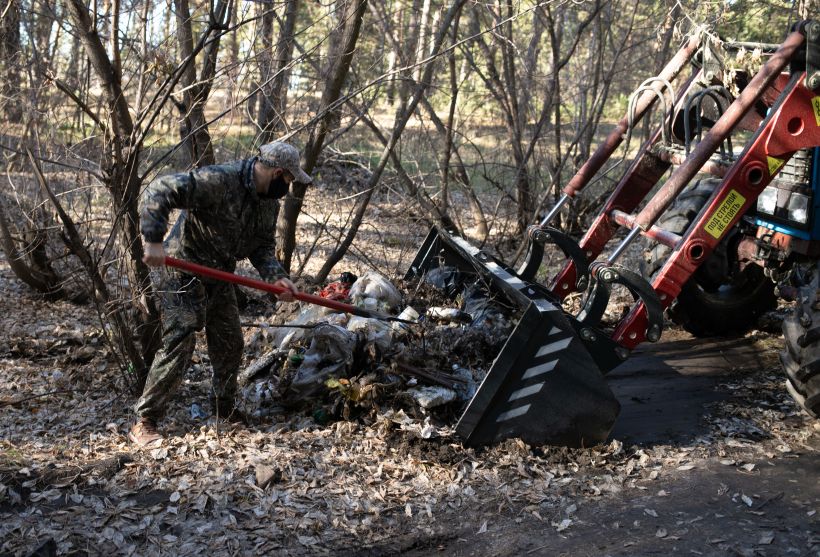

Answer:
[258,0,300,138]
[461,3,600,233]
[314,0,469,283]
[369,1,488,239]
[61,0,162,388]
[173,0,230,168]
[277,0,369,272]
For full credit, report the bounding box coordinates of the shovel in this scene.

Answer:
[163,257,416,324]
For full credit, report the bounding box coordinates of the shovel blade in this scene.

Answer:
[456,298,620,447]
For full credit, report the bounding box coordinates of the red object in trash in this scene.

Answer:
[319,272,357,301]
[319,282,351,301]
[319,282,350,300]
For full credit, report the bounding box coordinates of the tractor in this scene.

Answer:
[407,21,820,447]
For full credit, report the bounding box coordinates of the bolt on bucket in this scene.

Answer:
[405,227,622,447]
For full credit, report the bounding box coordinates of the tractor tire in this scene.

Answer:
[641,178,776,337]
[780,304,820,417]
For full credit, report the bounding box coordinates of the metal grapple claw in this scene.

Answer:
[578,263,664,343]
[517,225,591,292]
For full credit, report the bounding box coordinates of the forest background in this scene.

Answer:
[0,0,810,393]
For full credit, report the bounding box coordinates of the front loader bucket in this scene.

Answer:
[406,227,622,448]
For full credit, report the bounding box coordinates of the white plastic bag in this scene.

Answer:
[290,324,357,397]
[348,272,402,309]
[271,305,333,351]
[346,316,393,351]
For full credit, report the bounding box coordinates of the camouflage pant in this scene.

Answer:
[134,271,243,421]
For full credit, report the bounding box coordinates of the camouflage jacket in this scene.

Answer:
[140,157,288,281]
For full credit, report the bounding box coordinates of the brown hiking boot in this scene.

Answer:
[128,418,163,447]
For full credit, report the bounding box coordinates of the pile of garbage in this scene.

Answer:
[238,268,520,423]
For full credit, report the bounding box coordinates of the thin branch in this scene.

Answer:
[0,143,104,181]
[48,75,107,134]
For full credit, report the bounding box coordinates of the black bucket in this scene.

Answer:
[406,227,622,447]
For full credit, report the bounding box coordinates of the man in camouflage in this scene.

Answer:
[129,141,311,447]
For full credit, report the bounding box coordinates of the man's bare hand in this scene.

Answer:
[273,278,298,302]
[143,242,166,267]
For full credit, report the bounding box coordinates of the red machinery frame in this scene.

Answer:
[542,24,820,350]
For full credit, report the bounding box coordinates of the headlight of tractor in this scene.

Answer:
[757,187,777,215]
[787,193,809,224]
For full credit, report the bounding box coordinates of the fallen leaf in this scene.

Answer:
[655,528,667,538]
[255,464,280,489]
[477,521,487,534]
[758,532,774,545]
[645,508,658,517]
[741,494,754,507]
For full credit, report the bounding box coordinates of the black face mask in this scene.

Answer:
[261,174,289,200]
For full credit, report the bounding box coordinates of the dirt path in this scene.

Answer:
[369,334,820,557]
[387,454,819,557]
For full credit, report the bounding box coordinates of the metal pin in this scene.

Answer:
[608,227,642,265]
[540,194,572,227]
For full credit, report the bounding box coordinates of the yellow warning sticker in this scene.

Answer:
[704,189,746,239]
[767,156,785,176]
[813,96,820,126]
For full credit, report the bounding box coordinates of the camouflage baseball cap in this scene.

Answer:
[258,141,312,184]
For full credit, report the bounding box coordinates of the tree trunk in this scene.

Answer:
[0,199,66,299]
[439,8,461,217]
[259,0,300,139]
[314,0,469,283]
[255,5,274,124]
[0,0,23,122]
[174,0,229,168]
[277,0,368,272]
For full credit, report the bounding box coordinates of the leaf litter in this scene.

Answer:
[0,260,818,555]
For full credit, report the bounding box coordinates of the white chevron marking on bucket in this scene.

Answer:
[535,337,572,357]
[522,359,558,379]
[495,404,531,422]
[509,383,544,401]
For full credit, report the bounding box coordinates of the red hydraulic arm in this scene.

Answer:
[614,37,820,348]
[549,73,702,296]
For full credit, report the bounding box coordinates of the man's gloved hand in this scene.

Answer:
[273,277,298,302]
[143,242,166,267]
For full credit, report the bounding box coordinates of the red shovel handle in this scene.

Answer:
[163,256,395,321]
